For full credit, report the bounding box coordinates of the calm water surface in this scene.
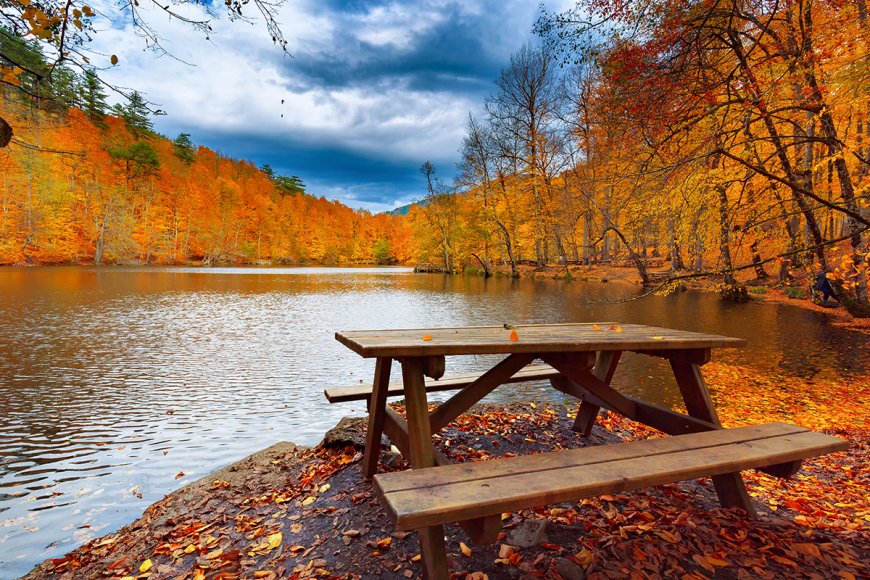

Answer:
[1,266,867,577]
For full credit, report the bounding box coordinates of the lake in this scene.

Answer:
[1,266,866,577]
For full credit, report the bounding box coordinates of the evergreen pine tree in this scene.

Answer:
[79,70,108,120]
[122,91,153,135]
[173,133,195,164]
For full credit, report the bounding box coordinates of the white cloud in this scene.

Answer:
[84,0,575,206]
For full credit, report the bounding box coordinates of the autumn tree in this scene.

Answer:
[0,0,289,147]
[538,0,870,315]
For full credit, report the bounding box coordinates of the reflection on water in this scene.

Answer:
[0,266,866,576]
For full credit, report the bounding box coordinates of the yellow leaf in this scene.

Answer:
[302,496,316,506]
[319,483,330,493]
[592,324,601,330]
[204,548,223,560]
[267,532,282,549]
[139,559,152,573]
[460,542,472,557]
[184,544,197,554]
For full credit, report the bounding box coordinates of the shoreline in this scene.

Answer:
[25,390,868,579]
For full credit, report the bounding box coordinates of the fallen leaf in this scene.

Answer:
[267,532,282,549]
[509,329,519,341]
[139,559,152,573]
[460,542,472,557]
[421,334,433,341]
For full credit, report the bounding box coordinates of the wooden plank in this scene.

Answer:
[542,353,637,420]
[574,351,621,435]
[429,353,536,432]
[375,427,847,530]
[635,348,712,366]
[381,406,500,545]
[400,358,437,470]
[376,423,812,492]
[670,360,754,516]
[397,357,449,579]
[336,323,746,358]
[325,364,562,403]
[423,356,446,380]
[382,407,452,468]
[363,357,392,479]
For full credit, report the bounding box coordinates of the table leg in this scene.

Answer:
[670,358,757,517]
[363,357,392,479]
[573,351,621,436]
[401,357,449,579]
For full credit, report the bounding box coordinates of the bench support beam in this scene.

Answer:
[400,357,448,579]
[364,357,392,478]
[429,353,536,432]
[671,358,756,517]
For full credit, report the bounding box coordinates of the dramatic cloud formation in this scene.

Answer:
[94,0,572,212]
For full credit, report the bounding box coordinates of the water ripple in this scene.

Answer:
[0,266,866,577]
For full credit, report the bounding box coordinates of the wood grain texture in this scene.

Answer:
[325,364,561,403]
[374,424,848,530]
[429,353,536,432]
[336,323,746,358]
[363,357,392,478]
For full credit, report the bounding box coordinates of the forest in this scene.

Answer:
[2,0,869,315]
[415,0,869,316]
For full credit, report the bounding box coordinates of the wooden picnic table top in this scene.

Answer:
[335,322,745,358]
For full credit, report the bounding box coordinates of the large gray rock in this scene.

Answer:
[555,557,585,580]
[323,416,369,449]
[506,519,549,547]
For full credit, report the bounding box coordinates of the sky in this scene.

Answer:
[92,0,574,213]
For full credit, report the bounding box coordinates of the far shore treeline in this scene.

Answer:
[1,0,869,315]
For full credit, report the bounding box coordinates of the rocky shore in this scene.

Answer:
[25,398,867,580]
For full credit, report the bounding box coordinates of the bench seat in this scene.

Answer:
[374,422,847,531]
[325,363,561,404]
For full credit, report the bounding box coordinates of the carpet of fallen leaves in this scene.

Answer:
[26,362,868,580]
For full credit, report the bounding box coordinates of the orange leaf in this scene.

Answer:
[421,334,432,341]
[509,329,519,342]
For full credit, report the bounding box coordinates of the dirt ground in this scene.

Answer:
[26,402,868,580]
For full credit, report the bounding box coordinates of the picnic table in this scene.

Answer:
[332,323,847,579]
